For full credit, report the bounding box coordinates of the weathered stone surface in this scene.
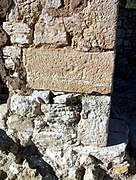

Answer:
[45,0,62,9]
[3,46,21,70]
[23,48,114,94]
[0,104,7,128]
[78,96,110,147]
[34,18,68,46]
[8,0,43,26]
[1,0,134,179]
[33,0,118,50]
[73,143,127,163]
[3,22,32,45]
[0,104,7,120]
[53,93,80,104]
[32,90,52,104]
[10,94,38,117]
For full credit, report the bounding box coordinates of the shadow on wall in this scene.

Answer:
[0,129,58,180]
[0,74,9,105]
[0,49,9,105]
[107,0,136,154]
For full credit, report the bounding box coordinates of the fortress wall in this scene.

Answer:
[0,1,133,180]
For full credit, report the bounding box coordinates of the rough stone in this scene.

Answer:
[0,104,7,128]
[3,46,21,70]
[33,0,118,50]
[77,96,111,147]
[8,0,43,26]
[45,0,62,9]
[23,48,114,94]
[3,22,32,45]
[34,16,68,46]
[53,94,71,104]
[10,94,38,117]
[0,0,133,179]
[73,143,127,164]
[32,90,53,104]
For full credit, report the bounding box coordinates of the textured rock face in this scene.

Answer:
[1,0,118,93]
[23,48,114,94]
[78,96,111,147]
[3,22,33,45]
[1,0,135,180]
[0,90,133,179]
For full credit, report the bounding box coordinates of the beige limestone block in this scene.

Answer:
[23,47,115,94]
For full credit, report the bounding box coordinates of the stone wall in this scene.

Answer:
[1,0,136,180]
[0,0,118,94]
[117,7,136,59]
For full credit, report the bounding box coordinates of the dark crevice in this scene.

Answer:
[107,0,136,160]
[77,166,86,180]
[0,51,9,104]
[0,170,7,180]
[66,31,73,46]
[0,129,58,180]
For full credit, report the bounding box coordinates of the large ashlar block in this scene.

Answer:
[23,47,115,94]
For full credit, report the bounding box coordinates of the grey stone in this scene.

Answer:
[53,94,73,104]
[10,94,38,117]
[78,96,111,147]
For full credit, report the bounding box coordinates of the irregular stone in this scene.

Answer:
[53,94,73,104]
[83,166,106,180]
[7,115,34,146]
[0,104,7,120]
[23,48,114,94]
[73,143,127,163]
[78,96,111,147]
[45,0,62,9]
[10,94,38,117]
[0,26,8,47]
[34,16,67,46]
[32,90,53,104]
[7,115,33,131]
[32,0,118,50]
[33,131,64,149]
[0,104,7,128]
[3,46,21,70]
[33,126,77,149]
[112,163,129,175]
[8,0,43,26]
[42,103,80,126]
[3,22,32,45]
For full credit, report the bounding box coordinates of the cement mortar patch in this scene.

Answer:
[23,48,115,94]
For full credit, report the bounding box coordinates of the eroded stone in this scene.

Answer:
[3,22,32,45]
[23,48,114,94]
[78,96,111,147]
